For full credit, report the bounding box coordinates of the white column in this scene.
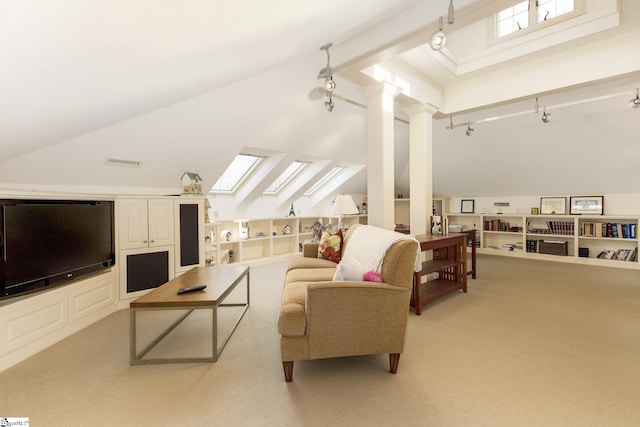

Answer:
[363,82,401,230]
[403,103,439,236]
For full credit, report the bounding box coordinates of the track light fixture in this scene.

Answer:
[541,107,551,123]
[430,16,447,51]
[325,97,334,112]
[320,43,335,94]
[448,0,455,24]
[465,122,474,136]
[319,43,336,112]
[630,88,640,108]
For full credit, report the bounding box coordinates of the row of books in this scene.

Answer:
[544,221,574,235]
[581,222,636,239]
[596,248,638,261]
[484,219,521,232]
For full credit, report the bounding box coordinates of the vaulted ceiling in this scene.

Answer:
[1,0,639,212]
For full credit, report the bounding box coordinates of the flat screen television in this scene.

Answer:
[0,199,116,299]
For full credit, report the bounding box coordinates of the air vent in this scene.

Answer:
[494,202,510,207]
[105,158,143,168]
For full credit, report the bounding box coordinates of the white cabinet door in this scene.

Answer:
[118,198,174,250]
[148,199,174,247]
[118,199,149,250]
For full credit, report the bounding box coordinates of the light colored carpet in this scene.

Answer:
[2,255,640,426]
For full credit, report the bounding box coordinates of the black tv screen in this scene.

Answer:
[0,199,115,299]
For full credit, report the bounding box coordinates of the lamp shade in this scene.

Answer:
[331,194,359,216]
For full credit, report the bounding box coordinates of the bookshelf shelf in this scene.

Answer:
[445,213,639,269]
[203,214,367,266]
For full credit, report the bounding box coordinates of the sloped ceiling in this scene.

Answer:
[1,0,639,203]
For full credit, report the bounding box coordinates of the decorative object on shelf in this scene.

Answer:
[204,198,211,223]
[311,221,323,241]
[226,231,232,242]
[331,194,359,231]
[283,224,291,235]
[540,197,567,215]
[570,196,604,215]
[461,199,475,214]
[288,203,296,217]
[531,207,539,215]
[181,172,203,195]
[227,250,234,263]
[430,215,442,235]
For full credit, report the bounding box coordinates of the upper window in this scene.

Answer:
[303,166,344,196]
[536,0,574,22]
[497,0,575,38]
[497,1,530,38]
[211,154,264,194]
[263,161,308,194]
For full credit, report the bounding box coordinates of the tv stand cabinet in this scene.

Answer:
[411,233,467,315]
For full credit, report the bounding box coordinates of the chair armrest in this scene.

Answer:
[302,242,319,258]
[304,281,411,358]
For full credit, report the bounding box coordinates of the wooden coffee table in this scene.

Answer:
[130,265,249,365]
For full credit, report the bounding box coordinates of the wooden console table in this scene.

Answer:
[411,233,467,315]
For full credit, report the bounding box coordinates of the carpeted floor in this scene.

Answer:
[2,254,640,426]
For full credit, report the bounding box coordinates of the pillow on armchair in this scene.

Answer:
[317,229,343,262]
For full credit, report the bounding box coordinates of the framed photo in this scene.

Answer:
[461,199,475,214]
[540,197,566,215]
[531,207,539,215]
[570,196,604,215]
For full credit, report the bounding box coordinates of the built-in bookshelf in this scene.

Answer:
[204,215,367,265]
[445,213,638,269]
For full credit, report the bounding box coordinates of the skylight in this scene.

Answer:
[263,161,308,194]
[303,166,344,196]
[211,154,264,193]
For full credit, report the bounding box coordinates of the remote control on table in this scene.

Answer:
[177,284,207,295]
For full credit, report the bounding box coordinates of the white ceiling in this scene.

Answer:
[0,0,423,160]
[1,0,639,207]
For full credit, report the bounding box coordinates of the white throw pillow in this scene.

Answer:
[333,257,365,281]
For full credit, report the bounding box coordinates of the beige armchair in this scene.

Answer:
[277,224,418,382]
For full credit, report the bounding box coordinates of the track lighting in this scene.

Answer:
[630,88,640,108]
[324,77,336,93]
[448,0,455,24]
[541,108,551,123]
[465,122,474,136]
[320,43,335,94]
[325,97,334,112]
[430,16,447,51]
[319,43,336,112]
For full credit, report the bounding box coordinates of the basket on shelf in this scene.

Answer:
[538,240,568,256]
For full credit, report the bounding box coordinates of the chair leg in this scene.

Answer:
[389,353,400,374]
[282,361,294,382]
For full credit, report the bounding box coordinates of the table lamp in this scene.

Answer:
[331,194,359,231]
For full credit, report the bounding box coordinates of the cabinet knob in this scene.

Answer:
[150,240,154,243]
[143,240,148,243]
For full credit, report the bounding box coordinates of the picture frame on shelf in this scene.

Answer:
[540,197,566,215]
[461,199,475,214]
[531,207,539,215]
[570,196,604,215]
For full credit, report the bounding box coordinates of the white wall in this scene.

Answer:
[445,194,640,216]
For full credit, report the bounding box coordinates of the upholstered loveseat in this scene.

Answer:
[277,223,419,382]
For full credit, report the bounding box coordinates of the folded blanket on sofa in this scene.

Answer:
[342,225,422,273]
